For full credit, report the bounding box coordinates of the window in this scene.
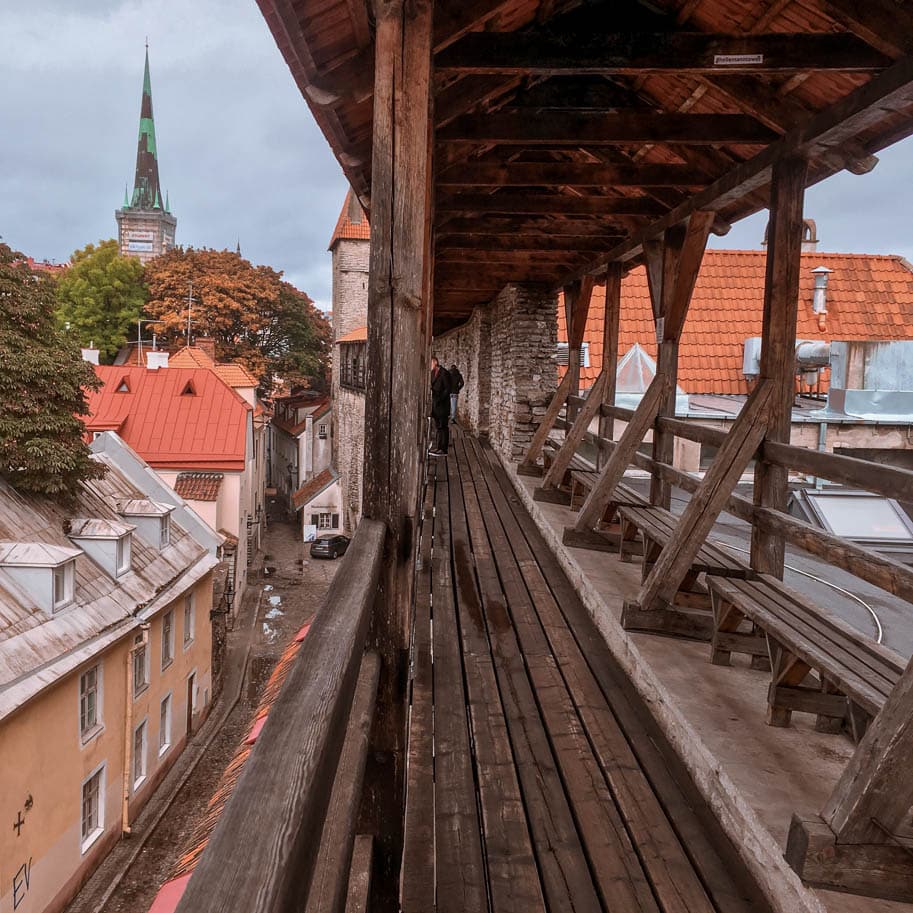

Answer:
[79,665,101,739]
[81,767,104,851]
[133,639,148,697]
[160,516,171,549]
[314,513,339,530]
[53,561,74,611]
[115,535,131,576]
[161,611,174,669]
[183,593,195,648]
[318,423,328,440]
[159,695,172,755]
[133,720,147,790]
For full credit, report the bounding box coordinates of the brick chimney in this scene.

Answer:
[195,336,217,361]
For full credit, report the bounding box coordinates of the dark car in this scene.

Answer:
[310,534,350,559]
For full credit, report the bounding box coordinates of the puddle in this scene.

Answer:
[265,606,283,620]
[268,595,282,606]
[263,584,274,592]
[261,622,281,643]
[265,566,277,576]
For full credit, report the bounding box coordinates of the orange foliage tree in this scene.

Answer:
[144,248,329,389]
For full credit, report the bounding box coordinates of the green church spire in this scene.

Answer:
[123,184,129,208]
[128,45,163,210]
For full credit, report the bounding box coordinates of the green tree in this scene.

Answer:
[56,239,147,362]
[145,247,329,389]
[0,243,104,498]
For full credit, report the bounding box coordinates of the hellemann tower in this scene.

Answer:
[115,46,176,264]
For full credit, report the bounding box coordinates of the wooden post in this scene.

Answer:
[750,156,808,577]
[598,262,621,469]
[648,213,714,508]
[573,373,670,532]
[518,370,575,474]
[360,1,434,908]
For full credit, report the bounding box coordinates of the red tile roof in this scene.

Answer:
[85,366,251,471]
[328,189,370,249]
[559,250,913,395]
[337,324,367,343]
[292,468,337,510]
[170,346,259,388]
[173,472,224,502]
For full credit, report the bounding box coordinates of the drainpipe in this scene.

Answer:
[814,421,828,490]
[122,623,149,835]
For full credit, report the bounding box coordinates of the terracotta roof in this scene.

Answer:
[149,627,311,911]
[169,346,216,370]
[292,468,337,510]
[328,189,370,249]
[272,394,331,436]
[214,363,259,388]
[26,257,68,275]
[170,347,259,388]
[85,366,251,471]
[337,325,367,343]
[173,472,224,502]
[558,250,913,396]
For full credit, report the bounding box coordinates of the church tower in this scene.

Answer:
[115,46,176,263]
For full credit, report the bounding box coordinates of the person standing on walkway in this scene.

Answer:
[449,363,464,424]
[429,356,452,456]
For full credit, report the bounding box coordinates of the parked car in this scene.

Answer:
[310,534,351,560]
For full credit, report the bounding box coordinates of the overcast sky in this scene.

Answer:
[3,1,913,314]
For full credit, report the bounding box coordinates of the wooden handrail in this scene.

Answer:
[175,519,387,913]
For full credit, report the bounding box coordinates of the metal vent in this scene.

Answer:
[556,342,590,368]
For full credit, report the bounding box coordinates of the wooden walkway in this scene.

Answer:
[402,432,772,913]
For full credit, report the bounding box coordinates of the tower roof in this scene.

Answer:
[328,189,369,249]
[127,46,163,212]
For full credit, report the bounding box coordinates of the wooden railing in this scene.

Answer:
[175,520,386,913]
[558,398,913,604]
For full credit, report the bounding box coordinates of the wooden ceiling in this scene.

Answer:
[257,0,913,331]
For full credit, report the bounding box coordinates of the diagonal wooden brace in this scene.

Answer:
[632,380,774,613]
[573,373,671,532]
[518,369,576,474]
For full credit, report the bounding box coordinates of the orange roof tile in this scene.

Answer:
[169,346,216,370]
[328,189,370,249]
[559,250,913,396]
[174,472,224,502]
[337,324,367,343]
[85,366,251,471]
[292,468,337,510]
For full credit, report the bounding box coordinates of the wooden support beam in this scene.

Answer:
[436,216,629,235]
[433,0,515,52]
[541,370,608,491]
[435,249,588,265]
[561,54,913,280]
[822,654,913,844]
[437,192,667,217]
[630,380,775,616]
[824,0,913,58]
[435,31,889,75]
[438,112,777,145]
[574,373,671,532]
[434,75,520,127]
[518,369,576,473]
[436,161,708,188]
[598,263,622,460]
[360,1,434,908]
[436,234,624,252]
[750,156,807,578]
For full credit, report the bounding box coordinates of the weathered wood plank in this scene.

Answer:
[306,652,381,913]
[345,835,373,913]
[173,521,385,913]
[437,192,668,216]
[437,161,708,187]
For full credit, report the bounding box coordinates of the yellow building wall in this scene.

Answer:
[0,573,213,913]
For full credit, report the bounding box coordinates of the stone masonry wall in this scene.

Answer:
[332,239,370,341]
[334,385,365,534]
[433,283,556,462]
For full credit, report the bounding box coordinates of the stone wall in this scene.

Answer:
[433,283,557,462]
[333,386,365,534]
[331,238,370,341]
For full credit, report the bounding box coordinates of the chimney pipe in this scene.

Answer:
[812,266,832,331]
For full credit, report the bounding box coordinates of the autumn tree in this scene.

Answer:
[56,239,147,361]
[144,247,329,388]
[0,243,104,498]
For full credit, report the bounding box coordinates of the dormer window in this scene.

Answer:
[67,519,135,579]
[53,560,75,610]
[0,542,82,615]
[116,499,174,551]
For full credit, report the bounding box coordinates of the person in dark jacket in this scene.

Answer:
[429,356,452,456]
[449,364,465,424]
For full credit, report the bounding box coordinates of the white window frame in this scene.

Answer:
[161,610,174,670]
[79,664,103,743]
[183,592,195,649]
[115,534,131,577]
[133,639,149,699]
[160,515,171,549]
[318,423,328,440]
[80,764,105,853]
[133,719,147,791]
[53,560,75,612]
[317,513,335,530]
[159,694,172,756]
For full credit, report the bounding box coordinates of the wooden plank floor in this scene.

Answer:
[402,431,773,913]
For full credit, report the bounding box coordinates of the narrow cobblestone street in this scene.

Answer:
[66,511,340,913]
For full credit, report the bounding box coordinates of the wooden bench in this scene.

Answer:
[707,574,906,741]
[562,479,648,554]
